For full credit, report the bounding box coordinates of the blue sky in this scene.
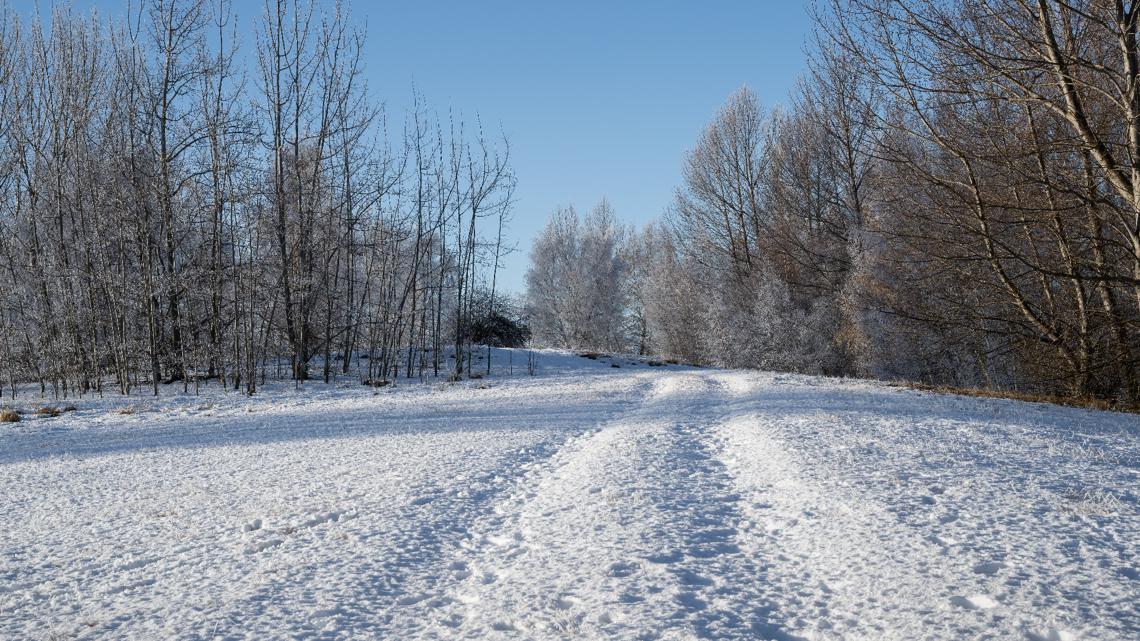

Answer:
[11,0,814,293]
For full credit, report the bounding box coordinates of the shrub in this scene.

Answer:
[469,310,531,348]
[0,408,19,423]
[35,406,61,418]
[903,382,1139,413]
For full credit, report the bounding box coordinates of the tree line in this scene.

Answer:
[527,0,1140,405]
[0,0,516,399]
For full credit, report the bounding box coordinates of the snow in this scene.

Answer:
[1,350,1138,640]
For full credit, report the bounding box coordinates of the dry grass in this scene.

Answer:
[115,405,136,415]
[901,382,1139,414]
[0,408,20,423]
[35,406,61,418]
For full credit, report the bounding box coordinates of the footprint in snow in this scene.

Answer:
[950,594,998,610]
[645,550,683,564]
[396,593,428,606]
[1026,628,1078,641]
[105,577,157,595]
[972,561,1006,575]
[439,614,464,628]
[486,532,521,547]
[552,595,580,610]
[300,511,341,528]
[246,538,284,554]
[607,561,640,578]
[115,556,156,571]
[674,592,708,611]
[308,608,340,620]
[674,569,713,587]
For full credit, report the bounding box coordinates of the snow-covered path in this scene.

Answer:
[2,352,1138,640]
[398,374,781,639]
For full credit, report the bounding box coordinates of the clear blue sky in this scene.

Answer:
[11,0,814,294]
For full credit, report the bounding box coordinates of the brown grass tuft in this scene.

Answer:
[35,406,61,418]
[901,383,1139,414]
[0,408,19,423]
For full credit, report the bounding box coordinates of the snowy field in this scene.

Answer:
[1,350,1138,641]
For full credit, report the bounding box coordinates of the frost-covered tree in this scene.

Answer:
[639,225,706,364]
[526,200,632,352]
[654,84,857,374]
[0,1,514,399]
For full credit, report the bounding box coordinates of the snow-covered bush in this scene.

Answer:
[698,271,842,374]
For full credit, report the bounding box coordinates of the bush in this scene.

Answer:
[0,408,19,423]
[35,406,61,418]
[902,382,1140,413]
[469,310,531,348]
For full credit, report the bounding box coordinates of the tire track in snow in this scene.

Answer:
[709,371,1136,641]
[398,371,802,639]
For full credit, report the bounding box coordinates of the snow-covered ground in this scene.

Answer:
[1,350,1137,640]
